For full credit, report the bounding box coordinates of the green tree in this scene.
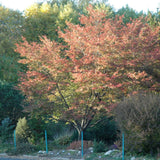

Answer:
[0,5,24,83]
[93,2,114,18]
[0,80,24,124]
[116,5,144,24]
[23,0,114,43]
[0,6,25,129]
[0,117,14,142]
[23,1,79,42]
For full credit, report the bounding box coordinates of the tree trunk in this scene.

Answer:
[77,128,82,141]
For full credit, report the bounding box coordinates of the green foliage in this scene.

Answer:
[27,108,72,145]
[0,140,13,153]
[115,93,160,154]
[0,118,14,141]
[71,111,118,144]
[23,0,114,43]
[0,81,24,124]
[27,112,46,144]
[0,6,25,131]
[116,5,145,24]
[6,143,38,156]
[47,121,70,139]
[93,2,114,18]
[16,117,30,143]
[0,6,23,39]
[142,132,160,155]
[93,140,106,153]
[84,112,118,144]
[76,0,115,17]
[23,1,79,42]
[54,135,71,146]
[51,123,73,147]
[147,11,160,27]
[0,6,24,83]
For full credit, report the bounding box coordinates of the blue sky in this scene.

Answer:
[0,0,160,13]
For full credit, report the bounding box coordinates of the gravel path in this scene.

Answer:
[0,157,83,160]
[0,158,29,160]
[0,154,84,160]
[0,154,35,160]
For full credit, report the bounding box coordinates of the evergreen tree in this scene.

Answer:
[116,5,145,24]
[0,80,24,124]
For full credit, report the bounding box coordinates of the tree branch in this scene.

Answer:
[56,83,70,108]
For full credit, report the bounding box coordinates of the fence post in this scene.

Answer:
[81,131,83,158]
[122,133,124,160]
[14,130,16,150]
[45,130,48,154]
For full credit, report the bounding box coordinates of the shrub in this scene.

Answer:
[6,143,38,155]
[114,92,160,154]
[55,135,71,146]
[93,140,106,153]
[51,125,73,147]
[16,117,30,143]
[27,109,71,144]
[84,115,118,144]
[27,115,46,144]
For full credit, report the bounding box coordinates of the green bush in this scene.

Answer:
[55,135,71,146]
[93,140,106,153]
[27,115,46,144]
[6,143,38,155]
[27,109,71,144]
[85,116,118,144]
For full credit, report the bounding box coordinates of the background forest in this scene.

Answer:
[0,0,160,157]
